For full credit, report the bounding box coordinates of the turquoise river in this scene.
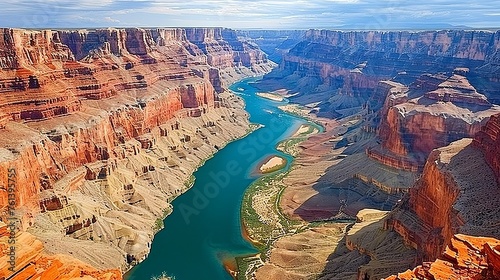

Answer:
[125,77,316,280]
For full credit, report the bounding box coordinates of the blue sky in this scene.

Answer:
[1,0,499,29]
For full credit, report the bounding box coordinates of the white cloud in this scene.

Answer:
[104,16,120,23]
[1,0,500,29]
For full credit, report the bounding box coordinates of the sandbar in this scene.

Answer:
[256,92,284,102]
[259,156,286,173]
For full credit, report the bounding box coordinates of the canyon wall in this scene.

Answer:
[0,222,122,280]
[0,26,272,208]
[474,113,500,181]
[235,30,306,62]
[373,71,500,170]
[269,30,500,171]
[257,30,500,173]
[301,30,500,61]
[385,134,500,263]
[244,29,500,279]
[261,29,500,116]
[0,27,273,278]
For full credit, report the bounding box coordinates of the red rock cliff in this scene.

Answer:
[0,25,272,207]
[302,30,500,60]
[386,137,500,263]
[0,222,122,279]
[0,27,230,208]
[184,28,270,69]
[474,113,500,182]
[385,234,500,280]
[370,72,500,171]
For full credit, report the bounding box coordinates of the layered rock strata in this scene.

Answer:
[474,113,500,181]
[371,71,500,171]
[259,29,500,119]
[385,138,500,262]
[255,30,500,179]
[0,27,273,278]
[284,29,500,82]
[0,222,121,280]
[241,29,500,280]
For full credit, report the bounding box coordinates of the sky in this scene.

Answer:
[1,0,499,30]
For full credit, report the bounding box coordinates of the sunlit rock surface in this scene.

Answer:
[385,234,500,280]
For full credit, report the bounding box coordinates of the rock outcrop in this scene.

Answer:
[0,222,121,279]
[370,71,500,171]
[240,29,500,280]
[385,234,500,280]
[385,138,500,262]
[0,27,273,278]
[301,30,500,61]
[254,29,500,174]
[0,26,272,208]
[474,113,500,182]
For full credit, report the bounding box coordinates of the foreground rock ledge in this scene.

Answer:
[385,234,500,280]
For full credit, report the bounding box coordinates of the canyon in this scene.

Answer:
[2,26,500,280]
[237,29,500,280]
[0,27,274,279]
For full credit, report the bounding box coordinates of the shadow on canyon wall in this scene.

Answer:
[317,217,417,280]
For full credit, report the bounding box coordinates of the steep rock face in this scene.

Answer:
[371,71,500,170]
[280,29,495,83]
[0,27,208,206]
[385,138,500,262]
[385,234,500,280]
[474,113,500,181]
[302,30,500,61]
[0,79,217,209]
[57,29,127,60]
[0,28,75,69]
[0,26,272,131]
[184,28,270,69]
[57,28,194,60]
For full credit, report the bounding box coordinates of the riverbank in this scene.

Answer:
[238,95,418,279]
[111,90,256,278]
[238,119,323,278]
[125,77,316,280]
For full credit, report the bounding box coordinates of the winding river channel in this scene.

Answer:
[126,77,313,280]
